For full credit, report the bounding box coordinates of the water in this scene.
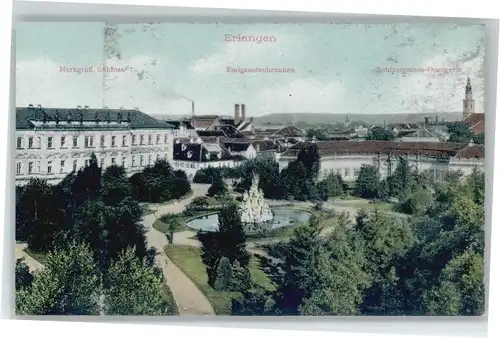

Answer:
[185,207,311,232]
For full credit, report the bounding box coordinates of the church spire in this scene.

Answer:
[462,77,475,120]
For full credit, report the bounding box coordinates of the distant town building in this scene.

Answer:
[461,77,485,135]
[16,105,175,186]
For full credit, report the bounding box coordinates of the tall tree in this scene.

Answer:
[354,164,380,199]
[103,248,171,315]
[276,215,323,314]
[16,242,101,315]
[198,202,250,287]
[15,258,34,290]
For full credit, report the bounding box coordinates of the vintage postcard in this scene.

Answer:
[15,22,485,316]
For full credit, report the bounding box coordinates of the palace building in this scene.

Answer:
[15,105,175,186]
[278,140,484,182]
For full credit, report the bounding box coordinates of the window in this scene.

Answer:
[344,168,349,177]
[47,137,53,149]
[85,136,89,148]
[16,162,22,175]
[47,161,52,174]
[28,137,33,148]
[60,160,65,173]
[73,136,78,148]
[140,155,144,166]
[132,135,136,145]
[101,135,105,147]
[156,134,160,144]
[148,135,152,145]
[157,154,160,161]
[16,137,22,149]
[132,156,136,167]
[28,161,33,174]
[354,168,360,177]
[111,136,116,147]
[140,135,144,145]
[122,157,127,168]
[164,134,168,143]
[100,158,105,168]
[73,160,78,171]
[122,136,127,147]
[148,155,152,165]
[61,136,66,148]
[85,159,90,167]
[111,157,116,165]
[90,136,94,147]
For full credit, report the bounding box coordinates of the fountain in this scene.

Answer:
[185,174,311,233]
[239,174,273,225]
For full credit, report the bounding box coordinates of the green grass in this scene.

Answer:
[23,248,48,265]
[164,244,275,315]
[334,197,394,211]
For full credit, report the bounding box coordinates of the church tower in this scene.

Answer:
[462,77,475,120]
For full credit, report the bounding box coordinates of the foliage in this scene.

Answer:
[15,258,34,291]
[397,188,433,216]
[103,248,170,315]
[213,256,233,291]
[159,213,181,244]
[354,165,380,199]
[188,196,210,211]
[232,286,277,315]
[275,215,323,314]
[365,126,395,141]
[207,180,228,197]
[447,122,473,143]
[129,159,191,203]
[198,203,251,287]
[16,242,101,315]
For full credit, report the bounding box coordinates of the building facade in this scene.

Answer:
[16,106,175,186]
[278,140,484,182]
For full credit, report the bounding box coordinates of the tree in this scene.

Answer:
[207,180,228,197]
[365,126,395,141]
[387,157,414,199]
[472,133,484,145]
[397,188,433,216]
[297,144,321,180]
[276,215,323,314]
[188,196,210,211]
[213,256,233,291]
[232,286,277,315]
[447,122,473,143]
[15,258,34,290]
[198,202,250,287]
[231,260,253,291]
[423,248,484,315]
[354,165,380,199]
[159,213,180,244]
[318,173,345,199]
[16,242,101,315]
[103,248,171,315]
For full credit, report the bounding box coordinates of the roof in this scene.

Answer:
[173,141,234,162]
[281,140,484,159]
[462,113,485,134]
[165,120,195,130]
[251,139,279,152]
[222,141,252,152]
[197,130,228,138]
[16,106,175,130]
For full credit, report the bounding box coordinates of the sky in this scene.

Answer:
[16,22,485,117]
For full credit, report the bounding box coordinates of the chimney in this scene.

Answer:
[37,104,42,108]
[28,104,33,108]
[192,100,195,116]
[84,105,89,109]
[234,104,240,122]
[241,104,246,121]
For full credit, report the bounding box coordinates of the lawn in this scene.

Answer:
[164,244,275,315]
[334,197,394,211]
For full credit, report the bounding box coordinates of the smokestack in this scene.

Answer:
[192,100,195,116]
[241,104,246,121]
[234,104,241,122]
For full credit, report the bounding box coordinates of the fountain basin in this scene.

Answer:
[185,207,312,233]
